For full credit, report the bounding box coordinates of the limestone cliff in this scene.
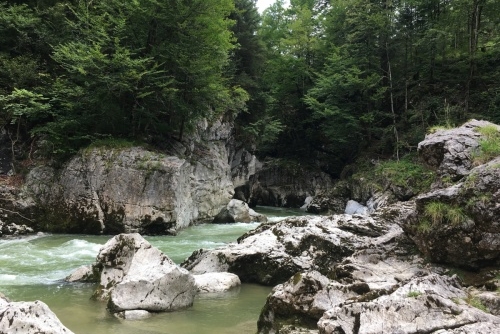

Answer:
[7,119,234,234]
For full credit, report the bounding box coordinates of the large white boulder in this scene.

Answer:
[0,300,74,334]
[183,214,389,286]
[92,233,197,313]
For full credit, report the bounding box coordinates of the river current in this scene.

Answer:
[0,207,305,334]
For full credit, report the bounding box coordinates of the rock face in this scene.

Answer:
[402,122,500,268]
[0,299,74,334]
[418,119,498,180]
[317,274,500,334]
[254,203,500,334]
[230,157,333,208]
[17,119,233,234]
[91,233,196,313]
[183,214,390,286]
[212,199,267,223]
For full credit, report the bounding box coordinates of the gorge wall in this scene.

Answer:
[2,119,234,234]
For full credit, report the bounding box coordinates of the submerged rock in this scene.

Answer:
[114,310,152,320]
[0,299,74,334]
[91,233,197,314]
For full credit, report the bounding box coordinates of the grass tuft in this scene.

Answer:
[473,125,500,164]
[407,290,422,298]
[420,201,468,229]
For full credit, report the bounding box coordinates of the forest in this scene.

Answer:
[1,0,499,177]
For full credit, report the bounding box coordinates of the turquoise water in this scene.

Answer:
[0,207,307,333]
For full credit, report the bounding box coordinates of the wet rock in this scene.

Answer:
[193,272,241,293]
[182,215,389,286]
[0,300,74,334]
[114,310,152,320]
[0,220,34,237]
[212,199,267,223]
[91,233,196,314]
[65,265,94,283]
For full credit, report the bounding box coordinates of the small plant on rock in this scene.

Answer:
[464,295,489,313]
[423,201,468,226]
[417,219,432,233]
[407,290,422,298]
[473,125,500,164]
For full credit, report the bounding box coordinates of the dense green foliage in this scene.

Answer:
[1,0,500,176]
[1,0,247,159]
[252,0,500,176]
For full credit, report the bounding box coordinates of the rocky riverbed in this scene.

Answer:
[2,120,500,333]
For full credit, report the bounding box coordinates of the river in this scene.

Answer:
[0,207,307,334]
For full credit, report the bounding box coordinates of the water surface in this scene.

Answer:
[0,207,306,333]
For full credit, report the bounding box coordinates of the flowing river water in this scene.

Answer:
[0,207,306,334]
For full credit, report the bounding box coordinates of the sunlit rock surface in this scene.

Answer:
[0,299,74,334]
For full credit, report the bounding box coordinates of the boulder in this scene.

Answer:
[307,179,396,216]
[65,265,94,283]
[306,181,350,215]
[317,274,500,334]
[402,156,500,268]
[182,215,389,286]
[193,272,241,293]
[418,119,498,181]
[91,233,196,314]
[212,199,267,223]
[257,271,366,333]
[0,300,74,334]
[256,220,425,333]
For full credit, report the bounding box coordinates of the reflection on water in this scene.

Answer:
[0,206,306,333]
